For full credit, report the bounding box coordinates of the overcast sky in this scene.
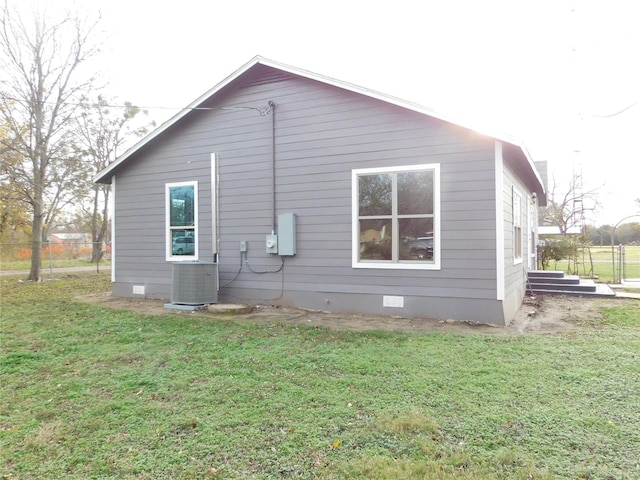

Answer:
[28,0,640,225]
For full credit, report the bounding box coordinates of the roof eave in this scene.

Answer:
[95,56,267,183]
[518,142,547,203]
[95,55,546,196]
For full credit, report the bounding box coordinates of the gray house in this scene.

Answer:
[95,56,546,325]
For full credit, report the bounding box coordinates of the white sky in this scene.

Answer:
[29,0,640,225]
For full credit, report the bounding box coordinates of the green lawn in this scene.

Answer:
[1,274,639,479]
[546,245,640,282]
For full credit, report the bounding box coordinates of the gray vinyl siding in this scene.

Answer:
[501,156,532,321]
[111,72,506,323]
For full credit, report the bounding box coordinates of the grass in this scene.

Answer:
[546,245,640,282]
[1,274,639,479]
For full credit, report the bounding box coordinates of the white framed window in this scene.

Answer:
[512,186,523,264]
[352,164,440,270]
[166,181,198,261]
[528,197,537,270]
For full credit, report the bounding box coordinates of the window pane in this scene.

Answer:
[171,229,195,255]
[170,186,195,227]
[514,226,522,259]
[399,218,434,261]
[359,219,392,260]
[512,190,522,227]
[359,174,392,216]
[398,170,433,215]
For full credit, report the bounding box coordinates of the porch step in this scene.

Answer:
[526,270,615,297]
[528,270,565,279]
[528,275,581,286]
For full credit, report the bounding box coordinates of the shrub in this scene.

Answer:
[539,237,578,270]
[15,248,32,260]
[42,243,65,259]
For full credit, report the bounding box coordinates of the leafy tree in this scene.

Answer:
[615,222,640,245]
[0,3,101,280]
[74,96,154,262]
[0,180,32,242]
[538,237,573,270]
[538,235,592,274]
[588,224,612,246]
[590,222,640,247]
[0,119,31,245]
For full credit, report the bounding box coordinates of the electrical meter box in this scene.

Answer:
[277,213,296,256]
[265,234,278,254]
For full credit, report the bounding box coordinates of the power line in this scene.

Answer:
[592,101,639,118]
[1,95,276,114]
[1,95,215,111]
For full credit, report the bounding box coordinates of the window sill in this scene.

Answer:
[353,261,441,270]
[167,256,199,262]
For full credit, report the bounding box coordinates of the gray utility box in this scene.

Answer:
[171,262,218,305]
[277,212,296,256]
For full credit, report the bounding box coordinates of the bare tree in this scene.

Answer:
[74,95,154,262]
[539,172,602,235]
[0,3,101,281]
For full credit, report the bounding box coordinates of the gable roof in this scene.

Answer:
[95,55,545,197]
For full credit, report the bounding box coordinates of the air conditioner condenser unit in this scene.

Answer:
[171,262,218,305]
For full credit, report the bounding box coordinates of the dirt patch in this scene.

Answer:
[79,291,636,335]
[510,295,602,334]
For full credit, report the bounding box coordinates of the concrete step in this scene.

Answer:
[528,270,565,279]
[526,270,616,297]
[527,281,615,297]
[527,282,596,293]
[528,275,581,285]
[527,287,616,297]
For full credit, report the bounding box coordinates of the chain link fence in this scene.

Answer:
[0,240,111,271]
[615,244,640,283]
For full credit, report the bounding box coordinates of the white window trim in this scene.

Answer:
[166,181,199,261]
[529,197,538,269]
[352,163,440,270]
[111,175,116,282]
[495,142,504,300]
[512,186,523,265]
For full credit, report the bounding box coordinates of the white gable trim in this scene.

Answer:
[95,56,544,191]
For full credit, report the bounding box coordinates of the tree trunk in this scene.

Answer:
[90,185,110,263]
[28,146,45,281]
[90,242,103,263]
[97,189,110,260]
[28,205,43,282]
[90,186,100,263]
